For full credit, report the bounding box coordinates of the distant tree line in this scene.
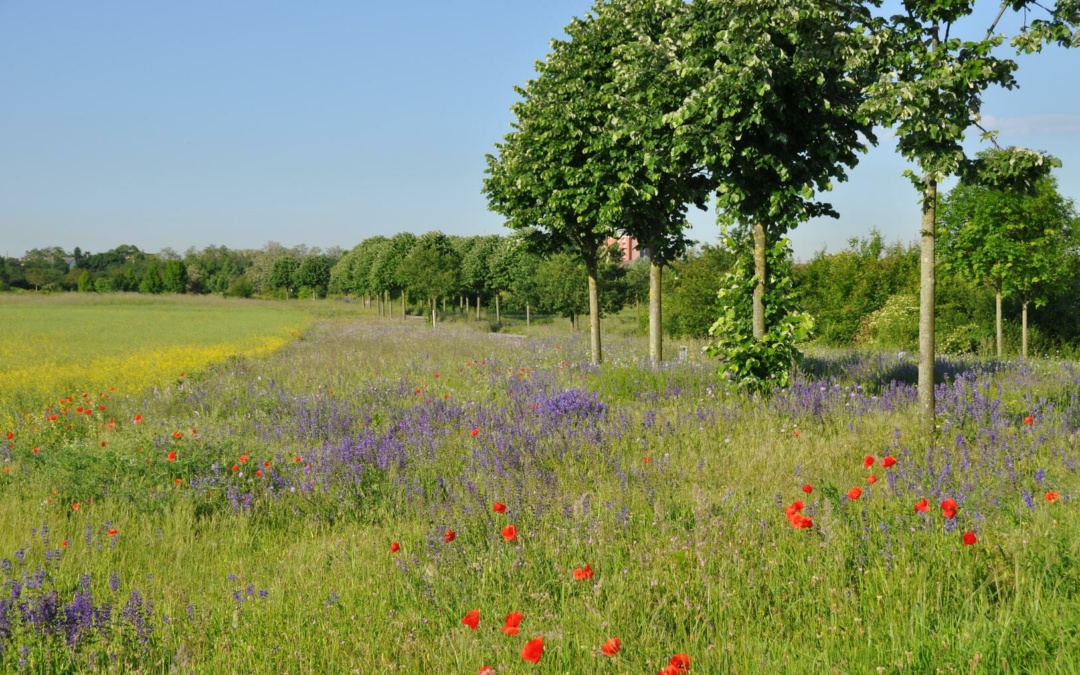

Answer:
[6,217,1080,356]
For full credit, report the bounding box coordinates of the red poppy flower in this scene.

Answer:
[61,539,69,549]
[175,478,183,485]
[668,653,691,673]
[573,563,594,580]
[847,487,862,500]
[789,514,813,529]
[231,464,239,472]
[5,432,12,440]
[72,502,80,511]
[1046,491,1060,502]
[941,498,958,519]
[172,431,183,440]
[863,455,875,468]
[644,456,651,464]
[48,415,57,422]
[1024,415,1034,425]
[784,500,804,518]
[107,528,118,536]
[444,530,456,543]
[802,484,813,494]
[264,461,272,467]
[502,611,523,635]
[470,428,479,437]
[134,415,142,423]
[461,609,480,630]
[294,456,302,462]
[86,410,93,417]
[867,474,878,485]
[390,541,400,553]
[167,451,177,462]
[793,430,800,437]
[3,467,10,473]
[962,531,977,546]
[521,636,544,664]
[32,447,39,454]
[255,469,263,477]
[239,454,249,463]
[501,524,518,542]
[493,501,507,514]
[479,667,493,675]
[882,455,897,468]
[914,498,930,513]
[601,637,621,656]
[98,405,105,412]
[100,441,106,447]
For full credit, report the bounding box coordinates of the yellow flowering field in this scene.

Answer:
[0,293,309,425]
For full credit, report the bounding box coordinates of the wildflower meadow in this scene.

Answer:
[2,295,1079,673]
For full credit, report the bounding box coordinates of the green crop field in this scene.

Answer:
[2,295,1079,673]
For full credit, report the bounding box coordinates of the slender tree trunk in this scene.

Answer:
[752,222,767,340]
[918,178,937,435]
[388,290,393,319]
[1022,301,1029,359]
[649,260,663,365]
[377,292,382,316]
[587,261,602,365]
[495,294,500,323]
[476,295,481,321]
[995,286,1003,359]
[526,303,531,327]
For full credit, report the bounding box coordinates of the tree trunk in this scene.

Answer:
[995,287,1003,359]
[495,294,501,323]
[377,292,382,317]
[752,222,767,341]
[387,291,393,319]
[476,295,481,321]
[526,303,531,327]
[918,178,937,435]
[587,262,602,365]
[649,260,663,365]
[1022,301,1029,359]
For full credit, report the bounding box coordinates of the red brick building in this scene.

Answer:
[607,235,647,264]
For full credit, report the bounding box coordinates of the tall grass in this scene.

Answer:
[1,299,1079,673]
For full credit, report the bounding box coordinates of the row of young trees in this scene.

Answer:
[482,0,1080,432]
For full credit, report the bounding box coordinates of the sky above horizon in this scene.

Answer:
[2,1,1078,262]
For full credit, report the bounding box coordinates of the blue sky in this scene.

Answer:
[1,1,1078,261]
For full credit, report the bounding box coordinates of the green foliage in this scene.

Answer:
[268,255,299,295]
[397,231,460,303]
[162,260,189,294]
[298,255,333,297]
[673,0,879,232]
[705,239,813,389]
[797,231,920,345]
[940,162,1077,308]
[662,245,737,339]
[853,293,919,349]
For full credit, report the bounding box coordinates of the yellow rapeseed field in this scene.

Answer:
[0,294,308,426]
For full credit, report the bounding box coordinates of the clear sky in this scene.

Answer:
[1,1,1078,261]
